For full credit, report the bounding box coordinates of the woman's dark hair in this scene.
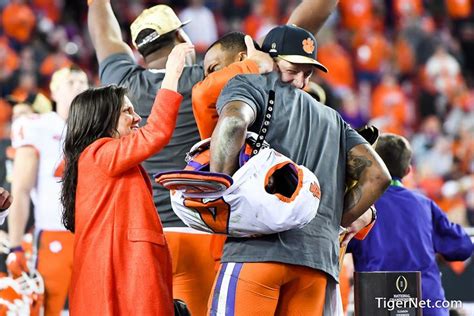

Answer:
[61,85,127,232]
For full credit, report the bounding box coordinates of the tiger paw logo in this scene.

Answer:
[302,38,315,54]
[309,182,321,199]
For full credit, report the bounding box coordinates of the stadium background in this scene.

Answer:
[0,0,473,314]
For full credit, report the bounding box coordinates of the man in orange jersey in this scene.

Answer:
[192,32,273,139]
[205,25,389,315]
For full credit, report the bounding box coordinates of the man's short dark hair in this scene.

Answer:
[375,134,412,179]
[206,31,261,55]
[135,29,176,57]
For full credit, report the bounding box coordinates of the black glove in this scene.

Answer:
[356,125,379,146]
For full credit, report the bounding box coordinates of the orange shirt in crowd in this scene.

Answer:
[371,80,408,135]
[438,195,466,215]
[394,36,415,76]
[393,0,423,20]
[10,88,30,104]
[353,28,391,73]
[33,0,60,23]
[453,133,474,174]
[318,42,355,90]
[0,99,12,139]
[1,2,36,43]
[338,0,374,32]
[192,59,260,139]
[0,37,20,76]
[446,0,472,19]
[453,88,474,111]
[418,175,444,204]
[243,14,264,39]
[263,0,279,21]
[40,53,73,78]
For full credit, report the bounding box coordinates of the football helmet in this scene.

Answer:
[0,271,44,316]
[156,133,321,237]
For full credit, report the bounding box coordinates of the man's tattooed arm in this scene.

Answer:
[341,144,391,227]
[210,101,255,175]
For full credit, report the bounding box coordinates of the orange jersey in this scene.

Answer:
[33,0,60,22]
[243,15,264,39]
[1,3,36,43]
[371,83,409,135]
[394,37,415,75]
[338,0,374,31]
[0,99,12,139]
[192,59,259,139]
[0,37,19,75]
[446,0,472,19]
[393,0,423,19]
[318,42,355,89]
[353,29,392,73]
[39,54,73,78]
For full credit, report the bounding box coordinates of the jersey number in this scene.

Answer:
[183,198,231,234]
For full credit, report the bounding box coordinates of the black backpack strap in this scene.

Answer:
[251,90,275,156]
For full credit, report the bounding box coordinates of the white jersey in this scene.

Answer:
[0,209,8,225]
[11,112,66,231]
[165,147,321,237]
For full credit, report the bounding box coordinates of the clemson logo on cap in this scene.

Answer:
[302,38,315,54]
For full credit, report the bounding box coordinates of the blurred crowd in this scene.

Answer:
[0,0,473,229]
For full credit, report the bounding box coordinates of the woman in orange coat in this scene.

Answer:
[60,43,193,315]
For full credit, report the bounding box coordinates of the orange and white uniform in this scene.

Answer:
[153,59,262,315]
[11,112,73,316]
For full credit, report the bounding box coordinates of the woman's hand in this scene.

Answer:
[162,43,195,91]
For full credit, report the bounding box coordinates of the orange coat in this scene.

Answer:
[70,89,182,315]
[192,59,259,139]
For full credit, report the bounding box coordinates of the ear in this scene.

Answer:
[237,51,247,62]
[403,165,411,178]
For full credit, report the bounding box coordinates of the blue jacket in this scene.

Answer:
[348,183,473,315]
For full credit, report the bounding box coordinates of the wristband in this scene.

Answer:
[10,246,24,253]
[369,206,377,225]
